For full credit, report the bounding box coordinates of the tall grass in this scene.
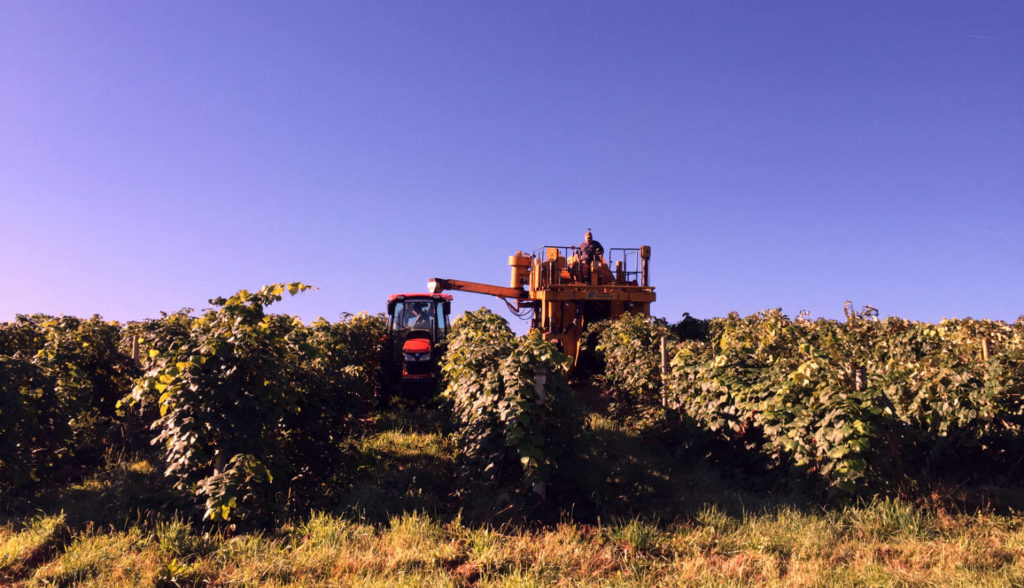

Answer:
[6,508,1022,586]
[5,408,1024,586]
[0,512,66,574]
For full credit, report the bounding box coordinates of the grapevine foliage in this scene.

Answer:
[442,309,580,492]
[6,289,1024,513]
[587,312,678,409]
[666,305,1024,494]
[127,283,385,521]
[1,315,139,500]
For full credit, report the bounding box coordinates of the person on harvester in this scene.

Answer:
[577,229,604,281]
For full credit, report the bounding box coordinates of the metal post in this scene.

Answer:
[640,245,651,287]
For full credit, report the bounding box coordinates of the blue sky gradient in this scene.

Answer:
[2,2,1021,329]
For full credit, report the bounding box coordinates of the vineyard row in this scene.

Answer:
[3,284,1023,521]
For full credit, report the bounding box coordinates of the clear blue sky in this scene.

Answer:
[2,1,1021,329]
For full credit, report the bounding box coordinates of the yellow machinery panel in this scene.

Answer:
[429,244,655,368]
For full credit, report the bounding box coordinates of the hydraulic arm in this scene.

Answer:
[427,278,526,300]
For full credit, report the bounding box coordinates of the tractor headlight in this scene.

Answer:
[403,352,430,362]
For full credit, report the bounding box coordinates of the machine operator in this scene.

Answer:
[579,229,604,265]
[409,303,433,329]
[576,229,604,282]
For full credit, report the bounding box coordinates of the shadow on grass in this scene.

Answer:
[332,428,456,523]
[548,411,817,526]
[0,451,187,584]
[330,403,826,528]
[317,400,847,529]
[10,400,1024,544]
[0,449,184,531]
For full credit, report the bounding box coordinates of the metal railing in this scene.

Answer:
[532,245,577,262]
[530,245,646,286]
[606,248,645,285]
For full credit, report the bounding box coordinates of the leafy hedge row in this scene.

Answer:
[1,315,139,500]
[126,284,385,521]
[589,307,1024,495]
[587,312,678,409]
[442,309,581,494]
[8,291,1023,514]
[1,285,386,521]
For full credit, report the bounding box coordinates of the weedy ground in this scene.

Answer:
[3,404,1024,587]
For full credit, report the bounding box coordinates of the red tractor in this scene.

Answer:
[379,293,453,402]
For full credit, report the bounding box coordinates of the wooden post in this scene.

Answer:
[131,336,139,364]
[533,372,547,405]
[660,336,672,408]
[854,366,866,392]
[982,339,991,362]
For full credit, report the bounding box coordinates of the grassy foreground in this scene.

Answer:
[3,406,1024,587]
[4,502,1024,586]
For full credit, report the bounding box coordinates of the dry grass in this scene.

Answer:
[2,505,1021,586]
[0,512,66,577]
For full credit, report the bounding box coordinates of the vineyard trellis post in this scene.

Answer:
[660,336,669,407]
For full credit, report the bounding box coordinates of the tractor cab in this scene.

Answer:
[381,293,453,398]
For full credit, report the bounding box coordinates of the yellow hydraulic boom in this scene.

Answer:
[428,245,655,365]
[426,278,525,300]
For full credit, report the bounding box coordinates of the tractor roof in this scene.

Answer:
[387,293,453,302]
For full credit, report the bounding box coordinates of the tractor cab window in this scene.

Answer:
[390,302,410,332]
[392,301,434,332]
[435,301,449,334]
